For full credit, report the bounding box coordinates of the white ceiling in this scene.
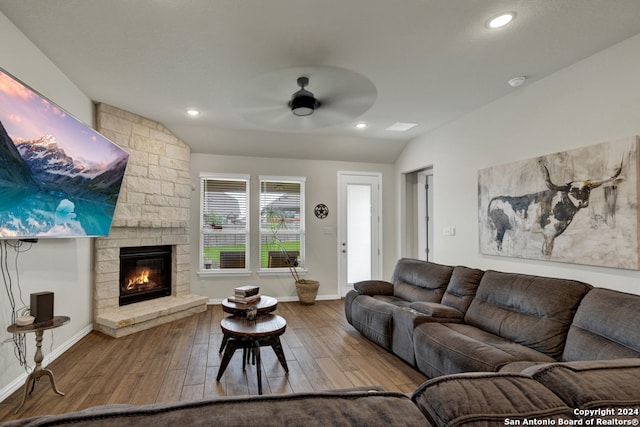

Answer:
[2,1,640,163]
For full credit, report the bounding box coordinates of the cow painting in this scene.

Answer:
[487,160,623,257]
[478,138,639,269]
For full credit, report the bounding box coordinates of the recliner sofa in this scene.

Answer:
[345,258,640,378]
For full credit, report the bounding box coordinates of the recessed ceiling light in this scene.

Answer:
[354,122,368,129]
[487,12,516,29]
[186,109,200,117]
[508,76,526,87]
[386,122,417,132]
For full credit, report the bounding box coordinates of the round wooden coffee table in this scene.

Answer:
[216,314,288,395]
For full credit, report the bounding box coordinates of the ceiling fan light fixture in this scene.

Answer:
[289,76,321,116]
[290,93,317,116]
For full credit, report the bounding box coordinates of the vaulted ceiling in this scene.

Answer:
[2,1,640,163]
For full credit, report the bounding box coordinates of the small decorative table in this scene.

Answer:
[219,295,278,354]
[216,314,288,395]
[6,316,70,413]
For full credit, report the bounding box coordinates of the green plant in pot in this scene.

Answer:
[286,255,319,305]
[263,208,319,305]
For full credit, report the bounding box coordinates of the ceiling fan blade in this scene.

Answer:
[320,92,377,116]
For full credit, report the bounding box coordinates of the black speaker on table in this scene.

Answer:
[30,292,54,323]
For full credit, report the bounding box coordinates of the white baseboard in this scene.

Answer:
[0,323,93,403]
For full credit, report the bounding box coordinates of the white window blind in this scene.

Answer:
[200,174,250,272]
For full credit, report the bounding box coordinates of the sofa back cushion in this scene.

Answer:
[440,266,484,313]
[391,258,453,303]
[0,391,431,427]
[465,270,592,359]
[562,287,640,361]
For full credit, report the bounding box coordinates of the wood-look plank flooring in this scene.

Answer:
[0,300,427,422]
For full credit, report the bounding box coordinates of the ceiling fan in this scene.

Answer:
[288,76,321,117]
[233,66,377,131]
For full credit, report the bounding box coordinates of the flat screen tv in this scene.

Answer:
[0,67,129,238]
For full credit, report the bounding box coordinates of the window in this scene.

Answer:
[200,173,250,272]
[259,176,305,271]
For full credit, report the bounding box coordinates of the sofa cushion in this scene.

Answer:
[391,258,454,303]
[2,392,431,427]
[562,288,640,361]
[411,373,573,427]
[440,266,484,313]
[524,359,640,422]
[465,270,592,359]
[413,322,555,378]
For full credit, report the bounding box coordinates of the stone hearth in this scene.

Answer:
[93,104,207,338]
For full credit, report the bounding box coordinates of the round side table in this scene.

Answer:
[216,314,288,395]
[7,316,70,413]
[219,296,278,354]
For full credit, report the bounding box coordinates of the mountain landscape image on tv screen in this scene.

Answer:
[0,68,129,238]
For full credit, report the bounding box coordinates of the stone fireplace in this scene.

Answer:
[92,104,207,338]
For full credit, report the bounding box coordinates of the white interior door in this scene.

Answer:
[338,172,381,296]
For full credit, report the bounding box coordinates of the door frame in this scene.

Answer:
[337,171,383,297]
[417,169,433,261]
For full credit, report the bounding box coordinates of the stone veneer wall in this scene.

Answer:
[93,103,206,337]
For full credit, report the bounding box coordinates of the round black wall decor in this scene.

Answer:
[314,204,329,219]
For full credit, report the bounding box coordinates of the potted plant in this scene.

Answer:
[286,256,319,305]
[263,208,319,304]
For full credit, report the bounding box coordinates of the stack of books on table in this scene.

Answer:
[228,285,260,304]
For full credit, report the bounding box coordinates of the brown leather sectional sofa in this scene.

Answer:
[345,258,640,378]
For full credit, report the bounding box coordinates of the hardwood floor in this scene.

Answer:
[0,300,427,422]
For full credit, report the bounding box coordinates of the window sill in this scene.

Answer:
[257,268,308,277]
[198,270,252,278]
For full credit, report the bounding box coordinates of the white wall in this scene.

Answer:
[190,153,396,301]
[0,12,94,397]
[396,33,640,295]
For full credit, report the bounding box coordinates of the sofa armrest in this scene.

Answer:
[522,359,640,418]
[354,280,394,296]
[409,302,464,320]
[411,373,573,425]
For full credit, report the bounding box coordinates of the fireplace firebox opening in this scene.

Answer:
[119,245,172,306]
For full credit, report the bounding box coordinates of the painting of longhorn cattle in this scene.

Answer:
[478,137,639,269]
